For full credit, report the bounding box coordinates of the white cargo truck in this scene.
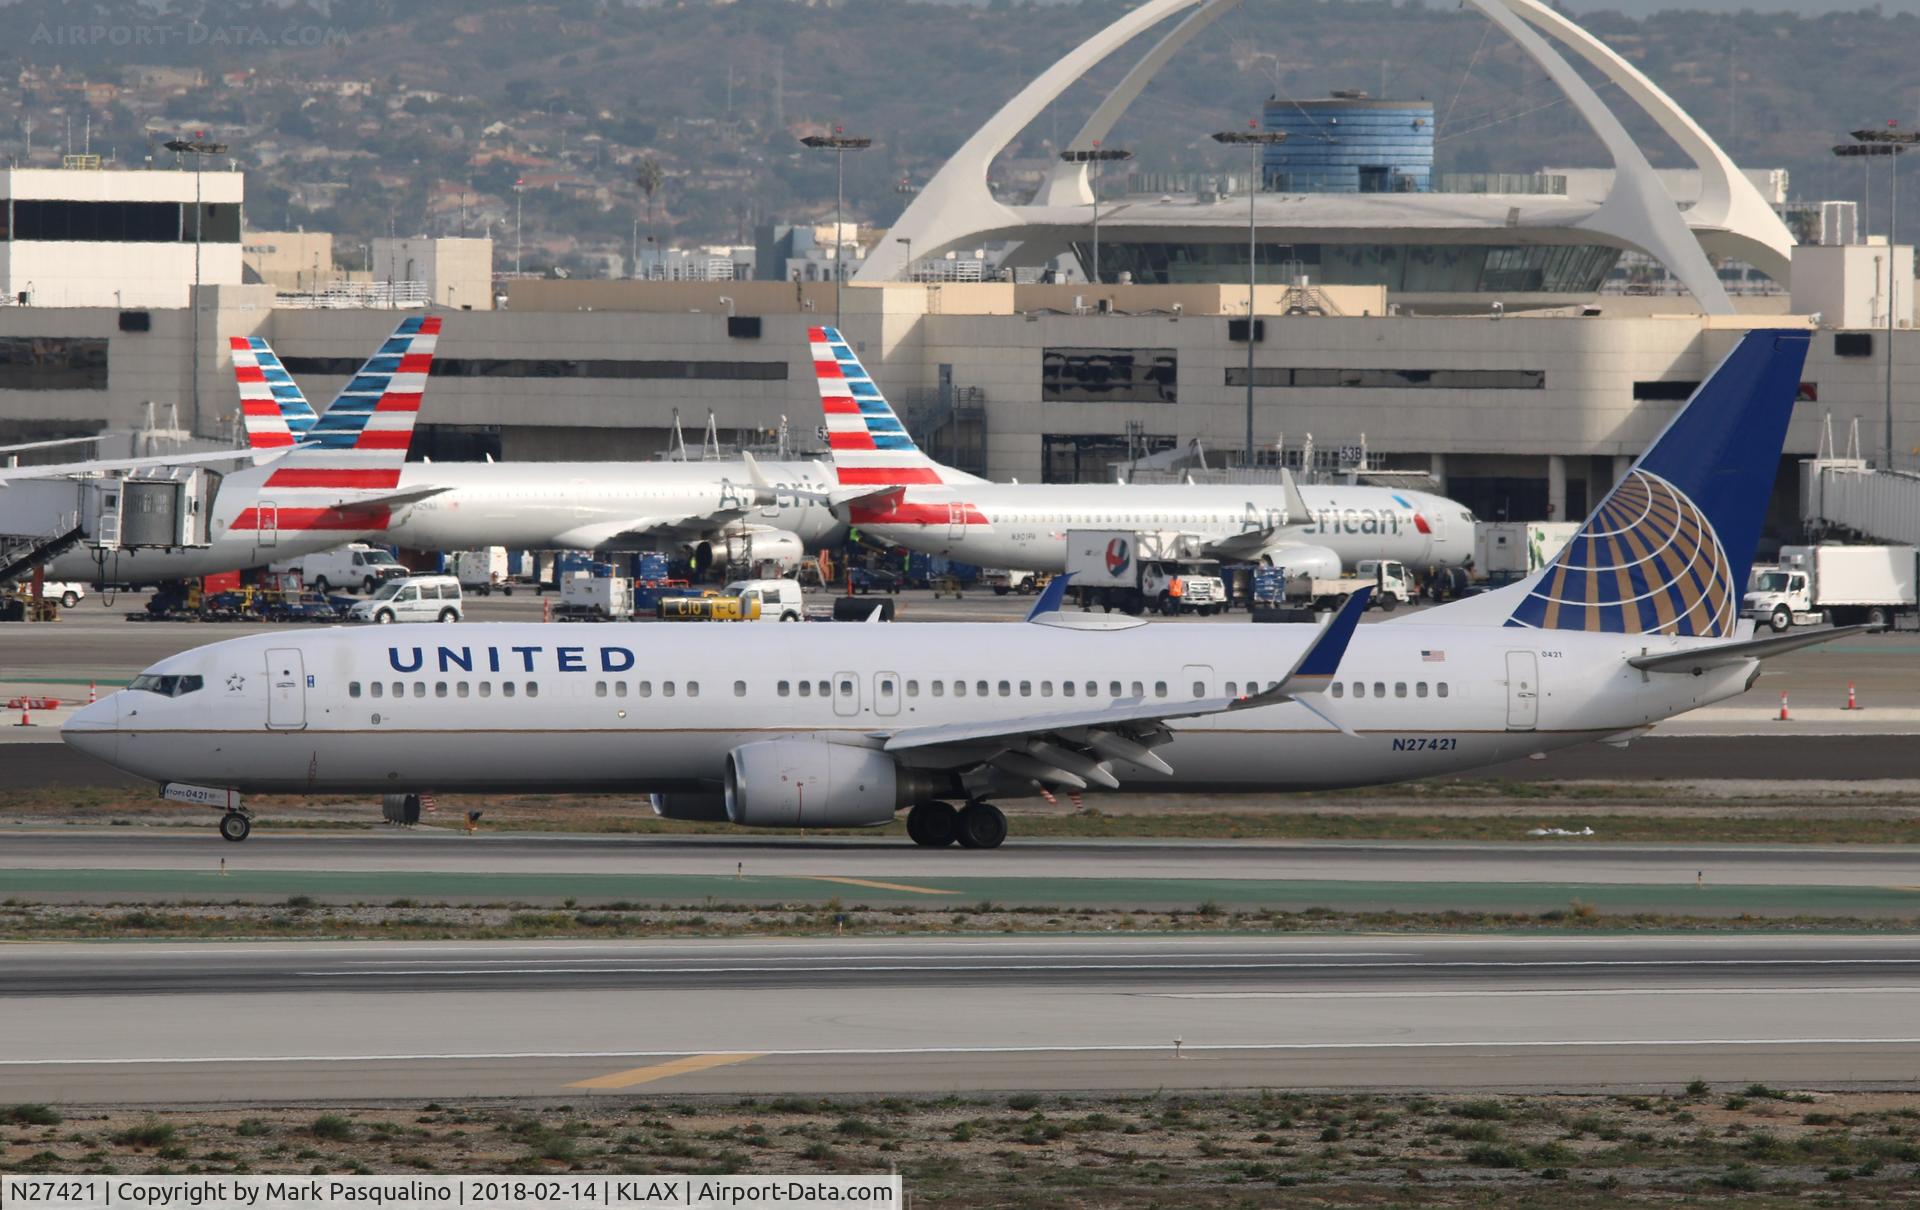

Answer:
[1473,521,1580,584]
[1064,529,1228,616]
[1743,544,1917,632]
[270,542,407,594]
[556,571,634,621]
[1264,559,1411,613]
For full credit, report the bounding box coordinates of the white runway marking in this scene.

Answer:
[293,957,1920,977]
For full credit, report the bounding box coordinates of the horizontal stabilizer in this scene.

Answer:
[1628,623,1873,673]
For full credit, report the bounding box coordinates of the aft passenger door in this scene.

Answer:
[257,501,278,547]
[1504,651,1538,731]
[948,502,966,541]
[832,670,861,718]
[266,648,306,730]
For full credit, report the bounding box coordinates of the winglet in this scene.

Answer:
[1291,586,1371,682]
[1025,572,1073,621]
[1280,466,1312,528]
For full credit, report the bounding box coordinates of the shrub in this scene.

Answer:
[1006,1094,1041,1111]
[112,1121,175,1148]
[310,1114,354,1141]
[3,1105,62,1126]
[1451,1100,1511,1121]
[1463,1143,1527,1169]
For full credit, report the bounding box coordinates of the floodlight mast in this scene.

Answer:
[1059,144,1133,285]
[1835,124,1920,468]
[801,131,873,330]
[1212,126,1288,465]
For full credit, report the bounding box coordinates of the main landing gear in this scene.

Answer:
[218,810,253,843]
[906,800,1007,849]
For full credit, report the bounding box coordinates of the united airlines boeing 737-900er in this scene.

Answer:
[12,317,444,586]
[66,327,1846,849]
[806,326,1475,579]
[232,332,843,571]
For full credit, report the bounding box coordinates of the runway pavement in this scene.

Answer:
[4,935,1918,1103]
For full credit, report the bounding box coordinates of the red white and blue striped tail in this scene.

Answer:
[229,337,309,450]
[809,325,981,486]
[257,315,439,495]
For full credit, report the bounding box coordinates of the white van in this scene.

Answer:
[348,574,464,624]
[273,542,408,594]
[724,578,805,622]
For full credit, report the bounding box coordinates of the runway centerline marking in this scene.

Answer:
[799,876,958,896]
[568,1052,764,1090]
[1147,986,1920,1000]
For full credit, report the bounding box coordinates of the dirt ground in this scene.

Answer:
[5,1088,1918,1206]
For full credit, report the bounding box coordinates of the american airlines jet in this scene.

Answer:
[66,328,1839,850]
[806,326,1475,578]
[233,334,844,570]
[29,318,444,585]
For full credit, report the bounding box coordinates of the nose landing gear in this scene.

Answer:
[218,810,253,843]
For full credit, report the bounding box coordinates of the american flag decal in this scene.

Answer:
[1421,650,1446,662]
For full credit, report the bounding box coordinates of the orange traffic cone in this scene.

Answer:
[13,708,32,727]
[1845,682,1861,711]
[1777,691,1791,722]
[87,681,97,705]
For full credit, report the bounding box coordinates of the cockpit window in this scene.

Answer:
[128,673,203,697]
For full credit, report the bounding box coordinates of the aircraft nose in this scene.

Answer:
[60,694,120,765]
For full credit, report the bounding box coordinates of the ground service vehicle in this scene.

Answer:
[658,592,760,621]
[725,579,806,621]
[986,569,1042,596]
[557,571,634,621]
[1473,522,1580,584]
[1064,530,1227,615]
[348,575,464,624]
[276,543,408,595]
[449,548,512,595]
[1742,544,1917,631]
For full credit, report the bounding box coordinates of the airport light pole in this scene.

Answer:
[165,136,227,436]
[1212,125,1287,465]
[801,129,871,330]
[513,178,525,276]
[1059,144,1132,285]
[1836,126,1919,468]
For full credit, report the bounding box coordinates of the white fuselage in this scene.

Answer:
[855,483,1473,571]
[64,619,1754,799]
[381,460,845,550]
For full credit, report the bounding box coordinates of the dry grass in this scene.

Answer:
[5,1089,1918,1205]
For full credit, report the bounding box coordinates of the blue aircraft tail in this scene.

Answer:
[1503,327,1809,638]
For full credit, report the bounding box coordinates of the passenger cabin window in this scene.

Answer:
[435,682,448,698]
[1438,683,1450,698]
[1395,683,1407,698]
[1354,683,1366,698]
[413,683,426,698]
[932,681,945,697]
[998,681,1011,697]
[778,681,791,697]
[503,682,516,698]
[838,679,853,698]
[664,682,676,698]
[479,682,491,697]
[1154,682,1167,698]
[906,680,919,697]
[1331,683,1344,699]
[349,682,362,698]
[686,682,698,698]
[457,683,470,699]
[391,682,403,698]
[734,680,746,697]
[797,681,811,697]
[614,682,627,698]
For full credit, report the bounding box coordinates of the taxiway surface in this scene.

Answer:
[4,935,1917,1103]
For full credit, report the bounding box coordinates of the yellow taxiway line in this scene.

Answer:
[568,1051,766,1090]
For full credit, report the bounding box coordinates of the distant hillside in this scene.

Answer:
[0,0,1911,273]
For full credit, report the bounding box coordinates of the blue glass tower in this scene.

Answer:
[1261,91,1434,194]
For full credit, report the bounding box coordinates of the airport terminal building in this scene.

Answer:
[0,0,1914,531]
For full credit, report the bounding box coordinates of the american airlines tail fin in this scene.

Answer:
[230,337,313,449]
[225,319,442,536]
[1408,327,1811,637]
[809,325,984,486]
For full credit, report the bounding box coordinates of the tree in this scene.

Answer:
[635,156,665,279]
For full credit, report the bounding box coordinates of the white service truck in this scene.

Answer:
[1743,544,1917,632]
[1473,521,1580,584]
[271,542,408,594]
[1064,529,1228,616]
[448,547,513,595]
[1264,558,1412,613]
[723,578,806,622]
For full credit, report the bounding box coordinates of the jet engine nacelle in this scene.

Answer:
[1262,543,1342,580]
[724,740,934,829]
[692,526,804,576]
[649,791,730,822]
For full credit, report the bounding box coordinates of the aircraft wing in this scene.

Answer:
[346,485,453,511]
[1627,623,1874,673]
[1198,525,1296,562]
[882,589,1371,785]
[549,508,753,550]
[0,446,262,486]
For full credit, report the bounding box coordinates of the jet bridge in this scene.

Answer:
[0,467,214,583]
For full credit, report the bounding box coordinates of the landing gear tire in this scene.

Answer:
[955,801,1008,850]
[906,801,959,847]
[219,811,252,843]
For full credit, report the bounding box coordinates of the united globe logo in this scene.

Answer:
[1506,469,1736,637]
